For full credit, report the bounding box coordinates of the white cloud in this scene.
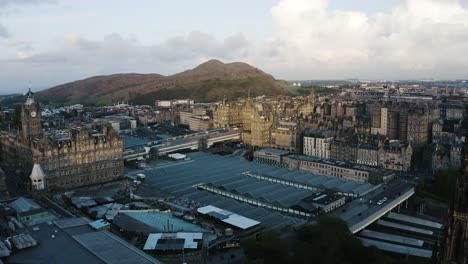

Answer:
[0,31,252,92]
[0,23,10,38]
[264,0,468,80]
[0,0,55,8]
[2,0,468,94]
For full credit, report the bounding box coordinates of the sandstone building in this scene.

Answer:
[0,91,124,191]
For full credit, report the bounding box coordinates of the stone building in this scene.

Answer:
[378,141,413,172]
[0,91,124,191]
[180,111,213,131]
[270,121,300,153]
[244,111,273,148]
[282,154,393,184]
[357,144,379,166]
[253,149,394,184]
[303,130,334,159]
[425,143,463,172]
[330,140,358,163]
[21,89,42,143]
[407,109,431,150]
[440,102,466,121]
[213,102,241,128]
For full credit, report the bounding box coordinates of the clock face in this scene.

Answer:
[30,111,37,118]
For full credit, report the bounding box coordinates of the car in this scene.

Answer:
[377,200,383,205]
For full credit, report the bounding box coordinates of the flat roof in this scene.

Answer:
[377,220,434,236]
[118,211,208,233]
[9,217,161,264]
[8,222,104,264]
[73,231,160,264]
[359,237,432,258]
[359,229,424,247]
[387,212,443,229]
[255,148,290,156]
[198,205,260,229]
[143,232,203,250]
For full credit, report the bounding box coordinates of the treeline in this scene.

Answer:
[416,168,459,203]
[243,215,428,264]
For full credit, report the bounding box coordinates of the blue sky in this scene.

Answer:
[1,0,468,94]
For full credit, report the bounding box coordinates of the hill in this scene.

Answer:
[36,59,286,105]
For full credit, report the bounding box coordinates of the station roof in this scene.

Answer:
[143,232,203,250]
[386,212,443,229]
[377,220,434,236]
[359,237,432,258]
[359,229,424,247]
[198,205,260,229]
[117,211,208,233]
[129,152,380,228]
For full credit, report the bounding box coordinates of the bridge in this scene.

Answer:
[123,128,241,161]
[336,182,443,259]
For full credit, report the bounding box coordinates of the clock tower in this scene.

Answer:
[21,89,42,142]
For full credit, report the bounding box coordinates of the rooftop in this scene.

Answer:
[9,217,161,264]
[129,152,379,228]
[198,205,260,229]
[9,197,43,214]
[143,232,203,251]
[117,211,208,233]
[255,148,290,157]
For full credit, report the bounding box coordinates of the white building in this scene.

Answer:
[303,130,334,159]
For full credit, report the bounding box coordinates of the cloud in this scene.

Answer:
[0,23,10,38]
[19,31,250,66]
[0,31,252,92]
[265,0,468,79]
[3,0,468,94]
[0,0,55,8]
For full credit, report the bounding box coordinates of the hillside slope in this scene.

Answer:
[36,59,286,105]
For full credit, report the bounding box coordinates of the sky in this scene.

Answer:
[1,0,468,94]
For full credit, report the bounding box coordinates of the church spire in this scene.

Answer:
[309,87,315,101]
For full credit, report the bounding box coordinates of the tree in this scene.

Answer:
[243,215,406,264]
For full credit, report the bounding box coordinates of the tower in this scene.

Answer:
[440,138,468,263]
[30,157,46,191]
[21,89,42,142]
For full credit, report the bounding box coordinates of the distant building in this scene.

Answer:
[155,99,194,108]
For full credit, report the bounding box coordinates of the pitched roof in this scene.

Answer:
[9,198,42,214]
[30,163,46,180]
